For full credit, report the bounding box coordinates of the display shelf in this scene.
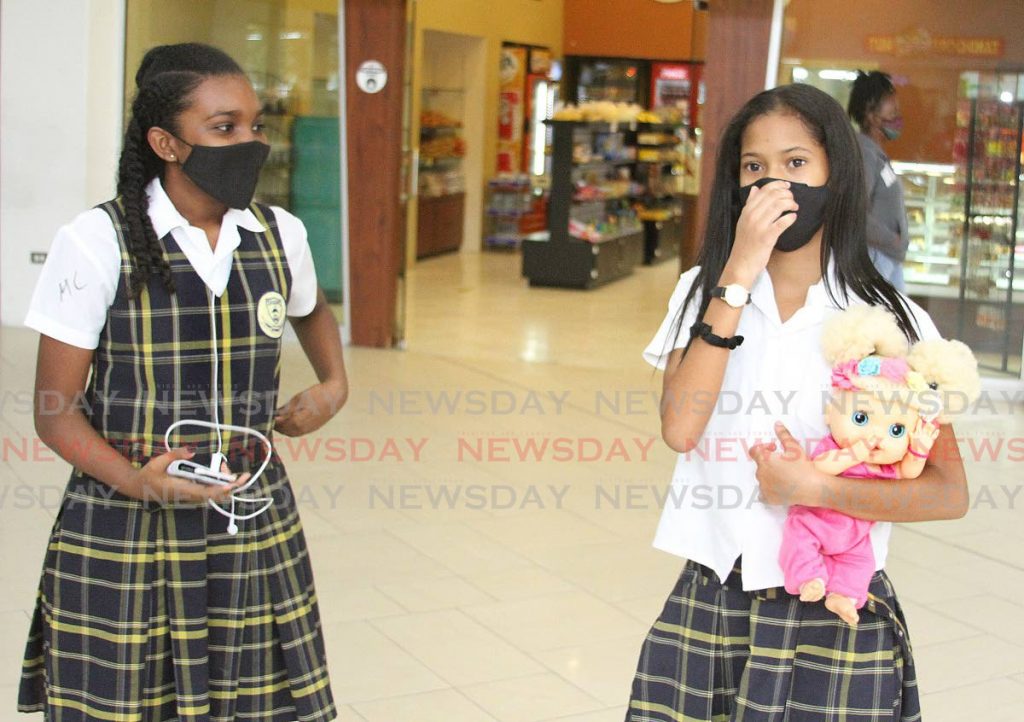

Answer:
[484,175,547,250]
[522,121,643,287]
[630,123,687,264]
[945,76,1024,374]
[417,97,466,257]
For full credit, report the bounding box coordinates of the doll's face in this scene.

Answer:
[826,390,918,464]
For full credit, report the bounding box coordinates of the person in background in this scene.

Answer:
[848,70,909,291]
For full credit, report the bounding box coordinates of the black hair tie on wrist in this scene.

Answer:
[690,321,744,350]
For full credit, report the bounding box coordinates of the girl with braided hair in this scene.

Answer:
[19,43,344,721]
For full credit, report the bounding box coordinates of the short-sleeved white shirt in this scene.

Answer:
[25,178,319,349]
[643,264,941,591]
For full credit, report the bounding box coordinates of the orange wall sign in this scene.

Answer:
[866,29,1004,58]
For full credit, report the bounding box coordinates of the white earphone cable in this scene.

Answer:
[162,290,274,535]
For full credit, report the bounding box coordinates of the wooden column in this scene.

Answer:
[687,0,775,270]
[345,0,406,347]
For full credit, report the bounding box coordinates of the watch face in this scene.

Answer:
[724,285,746,307]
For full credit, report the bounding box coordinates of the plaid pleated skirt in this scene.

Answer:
[625,560,920,722]
[18,462,336,722]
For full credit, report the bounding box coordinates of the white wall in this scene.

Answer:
[0,0,125,327]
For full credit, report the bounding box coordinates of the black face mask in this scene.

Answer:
[736,177,829,252]
[175,138,270,209]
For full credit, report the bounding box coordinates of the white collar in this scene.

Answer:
[144,177,267,239]
[748,257,844,328]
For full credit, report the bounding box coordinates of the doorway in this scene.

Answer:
[411,30,487,261]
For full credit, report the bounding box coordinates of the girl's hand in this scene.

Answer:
[723,181,799,286]
[909,417,940,457]
[131,447,247,505]
[274,380,346,437]
[749,422,823,507]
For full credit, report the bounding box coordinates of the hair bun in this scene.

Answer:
[821,305,908,366]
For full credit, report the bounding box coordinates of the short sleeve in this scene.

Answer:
[272,206,319,317]
[24,209,120,350]
[642,266,703,369]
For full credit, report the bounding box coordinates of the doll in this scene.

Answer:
[779,305,980,625]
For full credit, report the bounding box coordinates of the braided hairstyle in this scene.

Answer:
[116,43,244,297]
[847,70,895,131]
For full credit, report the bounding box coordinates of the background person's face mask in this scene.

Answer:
[736,178,829,252]
[175,138,270,209]
[880,117,903,141]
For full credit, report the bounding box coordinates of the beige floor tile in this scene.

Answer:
[314,582,406,625]
[0,610,31,681]
[388,523,533,576]
[919,677,1024,722]
[542,708,629,722]
[325,621,447,703]
[0,686,20,718]
[533,635,640,706]
[372,609,544,686]
[465,566,576,602]
[354,688,496,722]
[335,704,368,722]
[463,590,644,653]
[884,556,981,604]
[928,558,1024,600]
[517,540,683,603]
[936,595,1024,646]
[614,593,671,625]
[460,672,603,722]
[376,575,495,612]
[308,531,452,586]
[944,530,1024,567]
[913,635,1024,693]
[896,599,985,649]
[464,510,620,551]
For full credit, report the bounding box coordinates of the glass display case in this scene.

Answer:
[951,71,1023,375]
[896,162,960,290]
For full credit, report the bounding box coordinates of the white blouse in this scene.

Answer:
[25,178,319,350]
[643,265,941,590]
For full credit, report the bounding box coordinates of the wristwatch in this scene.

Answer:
[710,284,751,308]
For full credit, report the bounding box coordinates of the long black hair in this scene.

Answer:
[667,83,919,356]
[116,43,244,297]
[848,70,895,131]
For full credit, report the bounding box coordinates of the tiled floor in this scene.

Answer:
[2,251,1022,720]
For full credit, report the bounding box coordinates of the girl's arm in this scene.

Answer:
[274,287,348,437]
[753,422,968,522]
[662,183,798,452]
[34,335,243,504]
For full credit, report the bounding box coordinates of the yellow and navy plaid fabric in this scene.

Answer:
[626,560,920,722]
[19,201,336,721]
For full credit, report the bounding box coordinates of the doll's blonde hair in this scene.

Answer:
[822,305,980,423]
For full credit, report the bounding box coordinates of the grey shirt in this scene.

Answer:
[857,132,909,261]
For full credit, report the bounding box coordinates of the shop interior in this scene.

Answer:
[125,0,1024,380]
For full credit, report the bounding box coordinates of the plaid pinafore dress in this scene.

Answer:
[18,201,336,722]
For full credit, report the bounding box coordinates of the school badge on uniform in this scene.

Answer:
[257,291,287,338]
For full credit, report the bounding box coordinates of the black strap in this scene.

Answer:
[690,322,744,349]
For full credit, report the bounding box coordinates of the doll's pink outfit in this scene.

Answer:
[778,435,899,608]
